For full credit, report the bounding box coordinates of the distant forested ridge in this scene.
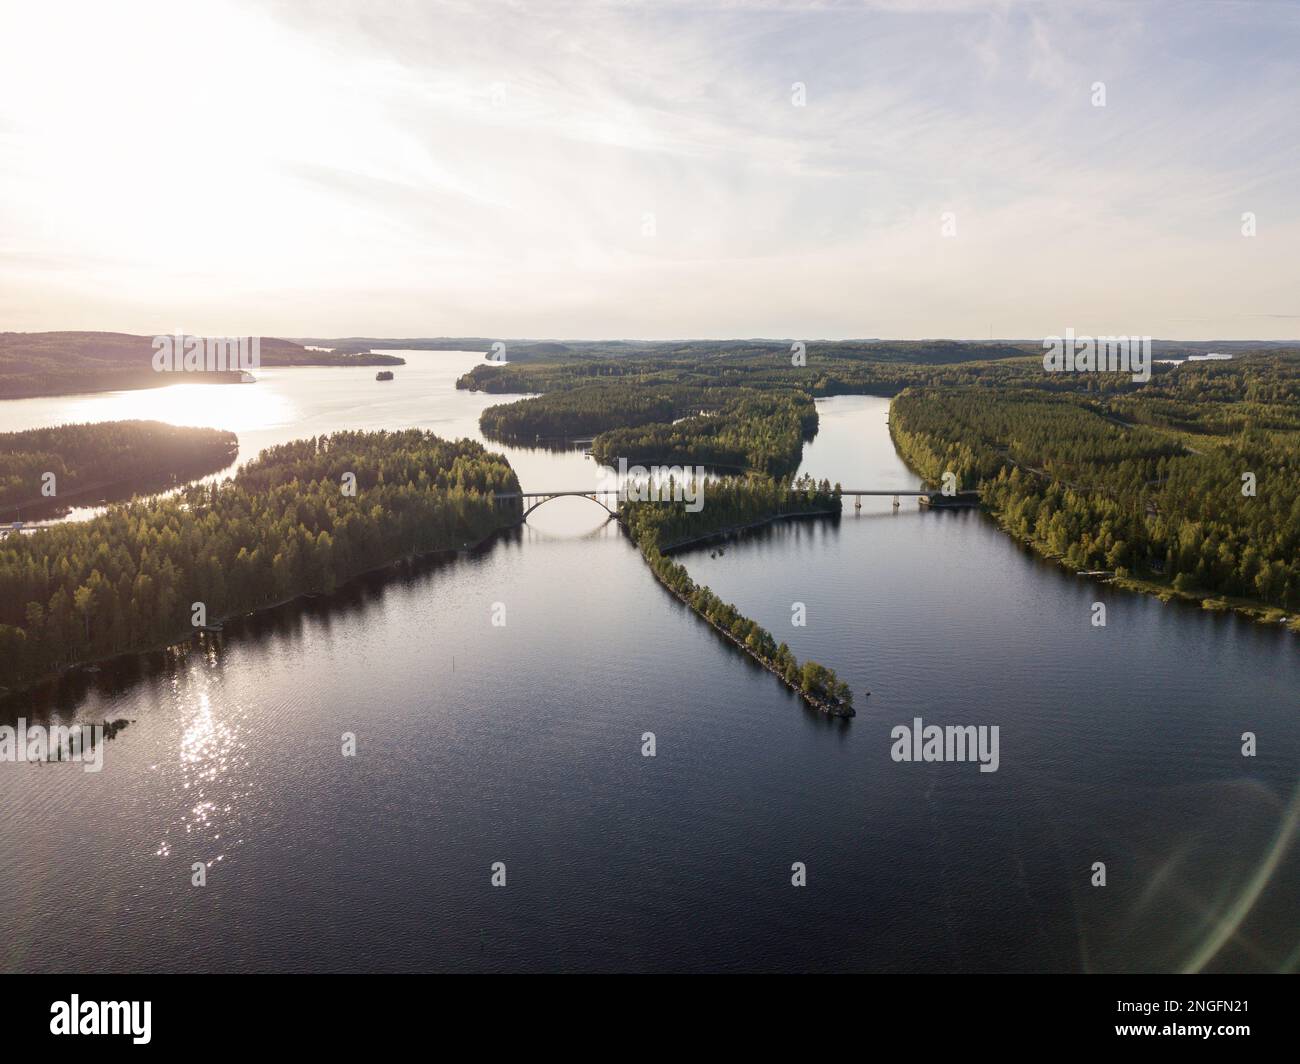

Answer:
[456,343,1041,396]
[622,475,855,716]
[0,420,238,514]
[313,335,1284,365]
[0,431,520,689]
[0,332,406,399]
[307,337,1036,363]
[890,352,1300,616]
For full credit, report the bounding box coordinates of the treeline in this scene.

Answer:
[479,384,684,441]
[0,420,238,512]
[474,372,818,476]
[0,332,404,399]
[455,338,1034,368]
[463,342,1300,615]
[622,476,855,715]
[623,473,842,549]
[590,389,817,476]
[0,430,520,689]
[457,344,1161,478]
[456,348,1044,398]
[451,337,1288,373]
[891,356,1300,610]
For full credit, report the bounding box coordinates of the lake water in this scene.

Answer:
[1,351,1296,973]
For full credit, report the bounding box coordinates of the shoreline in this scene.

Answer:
[0,456,240,521]
[625,509,856,718]
[886,399,1299,634]
[0,356,410,403]
[0,519,518,701]
[643,551,856,718]
[991,511,1300,632]
[659,508,839,554]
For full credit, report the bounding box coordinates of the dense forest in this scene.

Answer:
[591,390,817,476]
[0,420,238,513]
[456,345,1043,397]
[890,352,1300,615]
[0,430,520,689]
[464,343,1300,620]
[461,353,943,476]
[478,382,685,441]
[622,475,856,716]
[622,471,842,550]
[0,332,405,399]
[458,343,1186,476]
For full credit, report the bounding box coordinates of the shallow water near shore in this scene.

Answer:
[1,356,1296,972]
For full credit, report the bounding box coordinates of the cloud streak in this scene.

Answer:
[0,0,1296,338]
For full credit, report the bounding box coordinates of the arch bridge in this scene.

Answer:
[492,487,978,522]
[493,490,621,520]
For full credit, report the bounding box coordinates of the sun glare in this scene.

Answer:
[51,381,296,434]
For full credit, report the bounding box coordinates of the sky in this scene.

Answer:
[0,0,1297,341]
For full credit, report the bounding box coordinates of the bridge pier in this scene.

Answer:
[892,494,899,509]
[854,494,861,511]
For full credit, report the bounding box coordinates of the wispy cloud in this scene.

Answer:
[0,0,1296,338]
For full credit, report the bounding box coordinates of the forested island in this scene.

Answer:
[457,341,1095,477]
[0,332,406,399]
[0,430,520,690]
[477,382,816,475]
[460,342,1300,624]
[0,420,238,516]
[621,475,855,716]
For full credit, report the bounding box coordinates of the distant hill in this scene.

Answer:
[9,333,1293,400]
[294,337,500,355]
[0,332,405,400]
[296,337,1039,365]
[298,335,1300,367]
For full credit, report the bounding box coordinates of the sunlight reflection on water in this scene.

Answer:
[48,381,298,434]
[154,675,250,868]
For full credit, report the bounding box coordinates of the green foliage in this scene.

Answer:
[591,390,816,477]
[0,332,403,399]
[458,342,1178,477]
[620,473,841,549]
[478,383,682,442]
[891,353,1300,609]
[0,430,519,688]
[468,344,1300,616]
[622,475,854,714]
[0,420,237,511]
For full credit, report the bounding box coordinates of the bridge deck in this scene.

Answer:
[494,488,950,499]
[490,487,977,520]
[494,491,620,499]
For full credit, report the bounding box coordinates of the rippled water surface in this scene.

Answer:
[1,354,1296,972]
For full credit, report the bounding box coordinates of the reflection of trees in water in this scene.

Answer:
[1,525,526,725]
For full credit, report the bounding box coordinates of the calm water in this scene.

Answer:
[1,353,1296,973]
